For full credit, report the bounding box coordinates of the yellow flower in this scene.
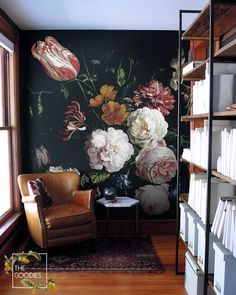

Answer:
[101,101,129,125]
[4,262,11,273]
[89,85,117,107]
[48,280,57,292]
[21,257,30,264]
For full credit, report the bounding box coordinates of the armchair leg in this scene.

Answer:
[91,238,97,253]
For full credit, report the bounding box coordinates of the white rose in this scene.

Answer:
[127,107,168,147]
[85,127,134,173]
[135,184,170,215]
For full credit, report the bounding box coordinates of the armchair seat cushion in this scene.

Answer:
[44,204,93,229]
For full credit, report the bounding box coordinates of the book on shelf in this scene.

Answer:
[212,197,236,257]
[217,127,236,181]
[182,61,203,76]
[188,173,235,224]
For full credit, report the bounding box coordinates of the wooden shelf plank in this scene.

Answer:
[212,170,236,185]
[183,3,236,40]
[215,38,236,58]
[183,62,206,81]
[182,158,236,185]
[181,110,236,121]
[183,38,236,81]
[208,275,216,294]
[181,157,207,171]
[180,193,189,203]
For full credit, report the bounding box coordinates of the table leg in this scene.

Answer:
[106,207,109,238]
[135,204,139,238]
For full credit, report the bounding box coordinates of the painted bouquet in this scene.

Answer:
[30,36,183,216]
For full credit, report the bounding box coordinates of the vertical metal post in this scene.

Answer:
[204,0,214,294]
[175,9,183,275]
[175,9,201,275]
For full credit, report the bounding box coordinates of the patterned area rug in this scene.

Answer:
[29,237,164,273]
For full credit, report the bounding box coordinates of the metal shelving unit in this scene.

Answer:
[175,1,236,294]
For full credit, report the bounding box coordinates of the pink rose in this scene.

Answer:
[31,36,80,81]
[136,140,177,184]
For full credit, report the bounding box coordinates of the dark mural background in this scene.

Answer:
[20,30,189,220]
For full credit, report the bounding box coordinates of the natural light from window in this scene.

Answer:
[0,131,11,216]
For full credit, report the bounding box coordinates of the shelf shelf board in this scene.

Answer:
[182,38,236,81]
[212,170,236,185]
[208,275,216,294]
[181,110,236,121]
[183,3,236,40]
[182,158,236,185]
[215,38,236,58]
[183,62,206,81]
[181,157,207,171]
[180,193,189,203]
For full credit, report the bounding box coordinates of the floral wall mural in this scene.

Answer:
[21,30,189,220]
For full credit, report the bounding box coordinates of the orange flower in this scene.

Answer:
[101,101,129,125]
[89,85,117,107]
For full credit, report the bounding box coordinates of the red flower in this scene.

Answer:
[63,101,86,141]
[132,80,175,116]
[31,36,80,81]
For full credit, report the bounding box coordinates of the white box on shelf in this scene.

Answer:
[213,241,236,295]
[187,211,200,256]
[197,221,218,273]
[185,251,204,295]
[180,203,192,242]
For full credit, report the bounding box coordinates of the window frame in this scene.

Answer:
[0,12,22,242]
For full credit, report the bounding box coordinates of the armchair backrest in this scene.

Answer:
[18,172,80,204]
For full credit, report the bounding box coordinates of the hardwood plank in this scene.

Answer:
[183,62,206,81]
[215,38,236,58]
[0,235,186,295]
[183,3,236,40]
[181,110,236,121]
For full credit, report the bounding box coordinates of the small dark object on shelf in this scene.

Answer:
[103,187,117,200]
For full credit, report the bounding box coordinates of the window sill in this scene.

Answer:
[0,212,23,245]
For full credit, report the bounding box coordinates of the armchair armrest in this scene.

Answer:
[22,194,42,204]
[71,189,95,210]
[21,194,45,221]
[21,194,47,247]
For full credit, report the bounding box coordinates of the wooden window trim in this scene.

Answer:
[0,212,23,245]
[0,13,22,242]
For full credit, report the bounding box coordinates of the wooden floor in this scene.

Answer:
[0,235,186,295]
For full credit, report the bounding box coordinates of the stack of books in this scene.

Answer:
[191,62,236,115]
[188,173,235,224]
[217,128,236,181]
[212,197,236,257]
[189,121,225,169]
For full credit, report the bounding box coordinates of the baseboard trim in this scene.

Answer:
[96,219,176,237]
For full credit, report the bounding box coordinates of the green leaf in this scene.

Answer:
[116,64,126,87]
[89,171,110,184]
[27,251,41,261]
[80,174,90,187]
[60,84,69,99]
[170,58,178,69]
[21,279,35,288]
[170,78,178,91]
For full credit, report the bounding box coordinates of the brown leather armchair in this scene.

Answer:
[17,172,96,249]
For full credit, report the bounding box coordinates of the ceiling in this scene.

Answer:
[0,0,207,30]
